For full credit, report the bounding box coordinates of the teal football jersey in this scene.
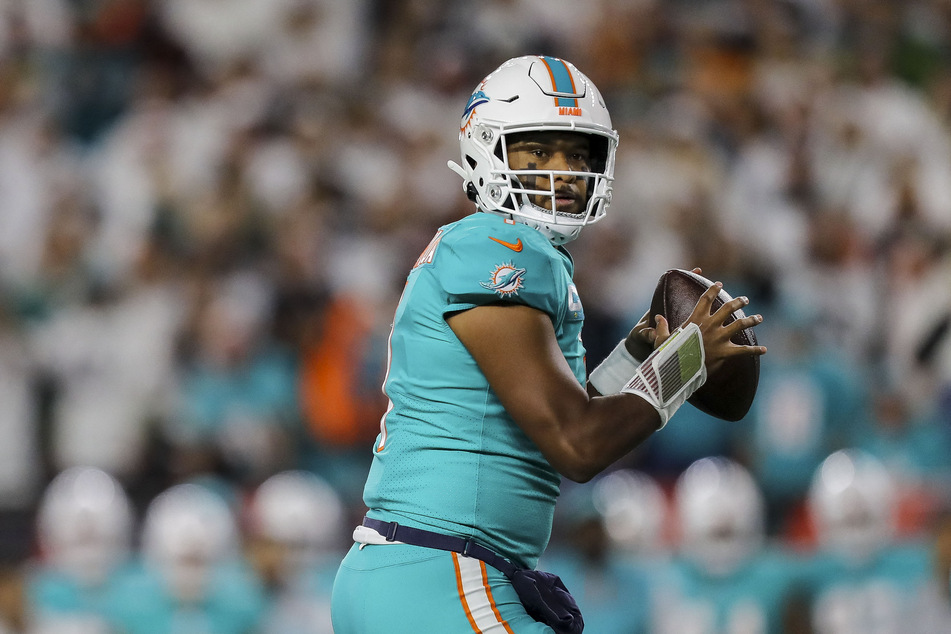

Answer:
[363,212,587,569]
[804,541,936,633]
[658,549,801,634]
[27,562,139,629]
[108,558,266,634]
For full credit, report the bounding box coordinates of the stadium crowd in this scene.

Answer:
[0,0,949,631]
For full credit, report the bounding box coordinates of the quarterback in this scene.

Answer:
[331,55,766,633]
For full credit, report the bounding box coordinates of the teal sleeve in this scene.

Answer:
[435,222,565,321]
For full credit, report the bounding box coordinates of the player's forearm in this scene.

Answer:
[541,392,662,483]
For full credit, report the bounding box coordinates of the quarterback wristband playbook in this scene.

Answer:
[621,322,707,428]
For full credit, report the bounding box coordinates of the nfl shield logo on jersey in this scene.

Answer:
[567,283,584,320]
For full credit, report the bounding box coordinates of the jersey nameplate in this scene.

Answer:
[413,229,444,269]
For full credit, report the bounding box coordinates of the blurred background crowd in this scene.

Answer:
[0,0,950,631]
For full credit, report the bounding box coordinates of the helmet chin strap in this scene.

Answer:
[506,177,583,245]
[448,160,483,204]
[447,160,466,180]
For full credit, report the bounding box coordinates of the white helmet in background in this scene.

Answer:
[675,457,765,576]
[450,55,618,245]
[249,471,344,566]
[808,449,895,561]
[593,469,667,555]
[37,467,133,587]
[141,483,237,602]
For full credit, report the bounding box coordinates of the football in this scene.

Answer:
[649,269,760,421]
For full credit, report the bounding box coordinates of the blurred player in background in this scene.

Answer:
[331,55,766,633]
[109,483,265,634]
[802,448,951,633]
[26,466,136,633]
[591,468,670,568]
[542,469,670,634]
[246,470,345,634]
[653,456,804,634]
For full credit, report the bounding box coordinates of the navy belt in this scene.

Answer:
[361,516,585,634]
[361,516,520,578]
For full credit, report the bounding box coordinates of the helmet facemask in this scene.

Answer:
[499,129,612,235]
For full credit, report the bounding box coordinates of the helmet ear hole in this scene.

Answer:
[465,183,478,202]
[590,135,609,174]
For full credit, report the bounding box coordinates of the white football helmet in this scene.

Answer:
[141,483,238,601]
[592,469,667,555]
[249,471,344,564]
[808,449,895,561]
[449,55,618,245]
[37,467,134,587]
[675,457,765,576]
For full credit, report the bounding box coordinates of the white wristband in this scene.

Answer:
[589,339,641,395]
[621,323,707,429]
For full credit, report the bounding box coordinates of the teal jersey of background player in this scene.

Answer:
[363,211,587,570]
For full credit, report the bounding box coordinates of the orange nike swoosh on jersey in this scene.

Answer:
[488,236,523,252]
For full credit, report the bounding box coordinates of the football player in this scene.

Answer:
[109,483,266,634]
[27,467,136,632]
[803,449,949,633]
[655,457,804,634]
[331,55,766,634]
[593,468,669,561]
[247,470,345,634]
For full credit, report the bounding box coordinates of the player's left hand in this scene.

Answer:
[624,309,668,360]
